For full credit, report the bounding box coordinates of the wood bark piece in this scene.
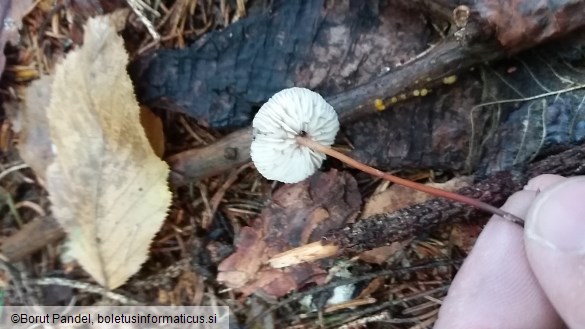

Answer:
[167,127,252,184]
[7,0,585,264]
[473,0,585,52]
[217,170,361,297]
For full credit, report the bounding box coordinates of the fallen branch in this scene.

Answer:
[268,142,585,268]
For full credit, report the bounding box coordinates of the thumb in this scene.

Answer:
[525,176,585,329]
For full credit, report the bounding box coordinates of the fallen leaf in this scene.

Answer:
[358,243,402,265]
[46,16,171,289]
[140,106,165,158]
[357,177,473,264]
[12,75,55,181]
[361,176,473,218]
[217,170,361,297]
[356,277,385,299]
[450,222,483,254]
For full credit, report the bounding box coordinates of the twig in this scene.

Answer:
[167,34,504,184]
[126,0,160,41]
[29,277,143,305]
[472,83,585,110]
[325,285,448,329]
[247,259,459,325]
[0,216,64,262]
[3,142,585,266]
[0,163,29,183]
[336,311,391,329]
[297,136,523,224]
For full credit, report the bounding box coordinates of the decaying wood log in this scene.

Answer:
[268,142,585,267]
[168,0,585,184]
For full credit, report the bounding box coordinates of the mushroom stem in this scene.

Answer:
[295,136,523,225]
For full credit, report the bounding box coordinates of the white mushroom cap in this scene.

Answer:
[251,87,339,183]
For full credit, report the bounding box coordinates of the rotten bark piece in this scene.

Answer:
[217,170,361,297]
[406,0,585,52]
[322,143,585,254]
[269,142,585,268]
[474,0,585,52]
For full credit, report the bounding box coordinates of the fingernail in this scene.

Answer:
[523,174,566,192]
[525,177,585,253]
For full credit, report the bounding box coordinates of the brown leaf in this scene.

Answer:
[358,243,402,265]
[356,277,385,299]
[450,222,483,254]
[140,106,165,157]
[361,176,473,218]
[46,16,171,289]
[218,170,361,297]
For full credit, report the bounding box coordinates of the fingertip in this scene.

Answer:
[525,176,585,328]
[525,177,585,253]
[435,190,560,329]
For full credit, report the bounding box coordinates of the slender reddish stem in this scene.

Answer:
[296,136,523,225]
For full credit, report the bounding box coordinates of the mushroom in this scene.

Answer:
[251,87,339,184]
[251,87,522,224]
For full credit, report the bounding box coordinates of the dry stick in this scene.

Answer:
[30,277,142,305]
[296,136,523,224]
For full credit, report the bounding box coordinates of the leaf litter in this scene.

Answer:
[2,1,585,328]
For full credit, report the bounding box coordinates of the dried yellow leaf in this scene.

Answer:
[46,16,171,289]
